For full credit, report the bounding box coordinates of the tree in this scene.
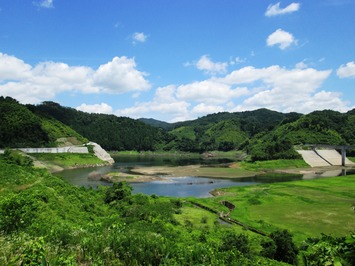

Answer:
[220,232,251,256]
[269,229,298,264]
[104,182,132,204]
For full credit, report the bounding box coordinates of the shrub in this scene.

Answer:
[269,229,298,264]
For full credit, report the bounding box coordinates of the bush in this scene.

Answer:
[104,182,132,204]
[220,232,251,256]
[269,229,298,264]
[3,149,33,167]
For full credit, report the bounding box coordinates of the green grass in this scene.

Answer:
[240,159,308,171]
[30,153,104,168]
[192,175,355,243]
[174,204,219,229]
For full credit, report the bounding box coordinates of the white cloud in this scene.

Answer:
[226,66,344,113]
[0,53,32,80]
[93,56,151,93]
[76,103,113,114]
[267,29,297,50]
[0,53,151,104]
[265,2,300,17]
[116,64,348,121]
[132,32,148,44]
[1,53,351,122]
[192,103,224,115]
[195,55,228,75]
[116,85,191,122]
[337,61,355,78]
[34,0,54,8]
[176,80,249,104]
[230,57,245,65]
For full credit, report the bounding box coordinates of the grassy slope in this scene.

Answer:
[40,117,88,145]
[30,153,106,172]
[191,175,355,243]
[0,157,286,265]
[240,159,309,171]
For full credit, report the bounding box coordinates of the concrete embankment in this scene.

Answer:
[87,142,115,164]
[0,146,88,154]
[0,142,115,165]
[296,149,355,167]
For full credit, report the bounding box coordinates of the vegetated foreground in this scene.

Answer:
[195,175,355,242]
[0,151,354,265]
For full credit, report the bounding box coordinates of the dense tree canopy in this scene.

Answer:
[0,97,49,148]
[30,101,170,151]
[1,97,354,159]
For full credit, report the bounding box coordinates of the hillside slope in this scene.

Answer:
[0,97,87,148]
[30,101,169,151]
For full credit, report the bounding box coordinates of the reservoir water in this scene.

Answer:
[55,155,354,198]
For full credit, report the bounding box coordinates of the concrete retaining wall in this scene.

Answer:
[0,146,88,154]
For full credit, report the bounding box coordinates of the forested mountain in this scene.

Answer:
[138,118,173,130]
[246,109,355,161]
[162,109,302,153]
[1,96,354,161]
[0,97,49,148]
[172,108,299,136]
[29,101,170,151]
[0,97,86,148]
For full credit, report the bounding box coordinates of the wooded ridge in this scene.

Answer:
[1,96,354,161]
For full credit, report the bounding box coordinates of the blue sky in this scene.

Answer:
[0,0,354,122]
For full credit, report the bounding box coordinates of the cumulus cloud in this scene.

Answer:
[76,103,113,114]
[337,61,355,78]
[0,53,151,104]
[267,29,297,50]
[225,66,348,113]
[117,64,350,121]
[265,2,300,17]
[194,55,228,75]
[116,85,191,122]
[34,0,54,8]
[176,80,249,104]
[192,103,224,115]
[0,53,32,80]
[93,56,151,93]
[132,32,148,44]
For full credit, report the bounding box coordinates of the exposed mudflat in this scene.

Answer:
[101,172,164,183]
[130,164,257,179]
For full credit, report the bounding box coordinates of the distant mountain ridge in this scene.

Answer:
[1,96,354,161]
[138,118,173,130]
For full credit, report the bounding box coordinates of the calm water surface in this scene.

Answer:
[56,155,354,198]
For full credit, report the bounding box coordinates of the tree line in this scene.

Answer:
[1,96,354,161]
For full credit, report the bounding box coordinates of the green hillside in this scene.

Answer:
[246,109,355,161]
[2,96,354,160]
[166,109,302,153]
[0,97,88,148]
[30,101,170,151]
[138,118,173,130]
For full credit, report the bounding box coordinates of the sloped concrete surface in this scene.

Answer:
[87,142,115,164]
[297,149,355,167]
[315,149,342,166]
[296,150,331,167]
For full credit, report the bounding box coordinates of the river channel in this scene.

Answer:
[55,155,354,198]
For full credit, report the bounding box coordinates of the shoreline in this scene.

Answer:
[34,153,355,183]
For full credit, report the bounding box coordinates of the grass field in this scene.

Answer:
[189,174,355,243]
[30,153,105,169]
[240,159,309,171]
